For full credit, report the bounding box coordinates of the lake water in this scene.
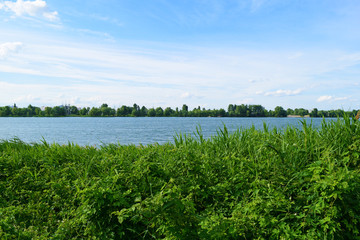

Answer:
[0,117,337,146]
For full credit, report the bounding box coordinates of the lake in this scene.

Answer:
[0,117,336,146]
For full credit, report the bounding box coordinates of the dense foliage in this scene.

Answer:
[1,116,360,239]
[0,103,357,118]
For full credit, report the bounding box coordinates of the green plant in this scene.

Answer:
[1,117,360,239]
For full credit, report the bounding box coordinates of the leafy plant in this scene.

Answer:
[1,117,360,239]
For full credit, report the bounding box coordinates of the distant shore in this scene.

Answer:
[1,103,358,118]
[287,115,310,118]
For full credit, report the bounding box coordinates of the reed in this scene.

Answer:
[0,116,359,239]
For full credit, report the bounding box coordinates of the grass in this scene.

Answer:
[0,116,360,239]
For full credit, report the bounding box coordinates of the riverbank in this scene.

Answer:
[1,117,360,239]
[287,114,310,118]
[1,104,358,118]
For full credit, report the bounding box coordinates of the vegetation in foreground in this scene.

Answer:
[1,117,360,239]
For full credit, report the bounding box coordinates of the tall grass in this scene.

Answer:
[1,116,360,239]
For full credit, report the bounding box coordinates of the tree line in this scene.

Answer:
[0,103,358,118]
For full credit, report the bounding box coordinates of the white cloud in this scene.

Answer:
[0,0,58,21]
[0,80,196,108]
[317,95,349,102]
[288,52,304,60]
[89,14,123,27]
[317,95,333,102]
[181,92,191,99]
[0,42,23,59]
[0,32,359,109]
[338,53,360,62]
[77,29,115,42]
[257,88,304,97]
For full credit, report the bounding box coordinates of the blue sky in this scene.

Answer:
[0,0,359,110]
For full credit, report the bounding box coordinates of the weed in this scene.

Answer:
[1,117,360,239]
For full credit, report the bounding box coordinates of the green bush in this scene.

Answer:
[0,117,360,239]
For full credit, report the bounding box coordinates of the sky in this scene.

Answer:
[0,0,359,110]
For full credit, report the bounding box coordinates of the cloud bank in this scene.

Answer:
[317,95,349,102]
[0,37,359,109]
[0,42,23,59]
[0,0,58,21]
[257,88,304,97]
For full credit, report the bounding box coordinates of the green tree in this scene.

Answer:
[249,105,265,117]
[89,107,102,117]
[27,104,36,117]
[181,104,189,117]
[100,104,115,117]
[155,107,164,117]
[286,108,294,115]
[70,106,79,115]
[117,105,131,117]
[164,107,174,117]
[5,106,12,116]
[140,106,148,117]
[235,104,247,117]
[218,108,226,117]
[51,106,66,117]
[294,108,309,117]
[227,104,235,117]
[79,107,89,116]
[274,106,287,117]
[227,104,234,112]
[0,107,13,116]
[44,107,52,117]
[131,104,141,117]
[147,108,156,117]
[35,107,43,117]
[267,110,274,117]
[310,108,318,118]
[11,104,19,116]
[191,108,202,117]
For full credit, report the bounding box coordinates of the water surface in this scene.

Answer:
[0,117,336,146]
